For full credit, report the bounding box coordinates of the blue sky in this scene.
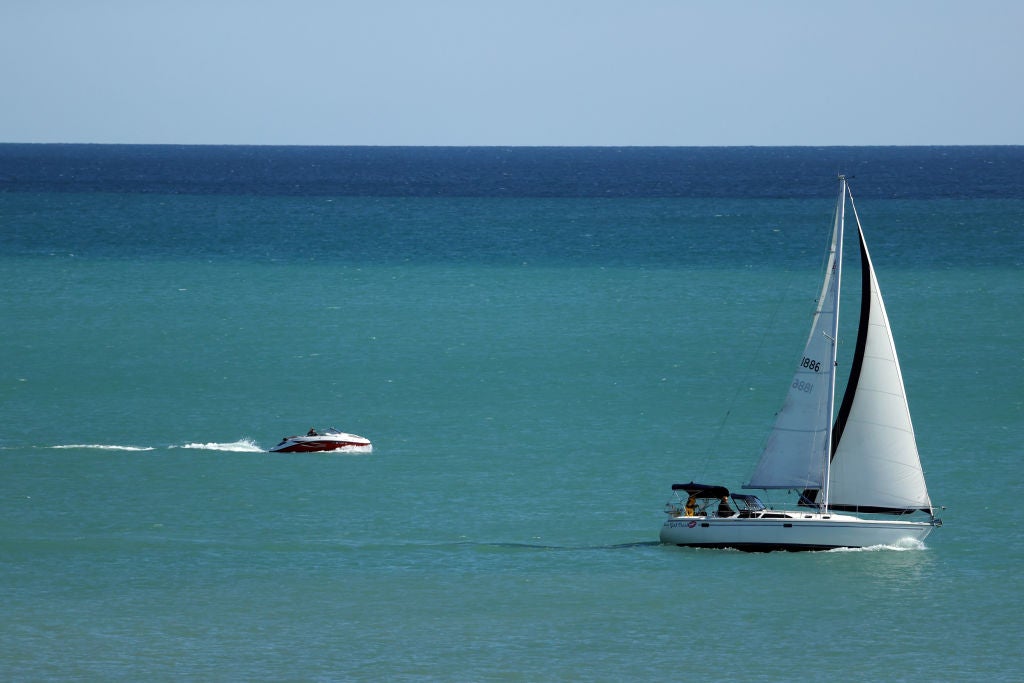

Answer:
[2,1,1021,146]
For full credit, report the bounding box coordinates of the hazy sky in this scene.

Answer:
[2,1,1021,146]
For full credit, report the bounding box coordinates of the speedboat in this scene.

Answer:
[268,428,372,453]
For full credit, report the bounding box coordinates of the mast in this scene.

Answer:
[821,176,846,511]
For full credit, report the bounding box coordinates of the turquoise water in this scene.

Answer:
[2,147,1023,680]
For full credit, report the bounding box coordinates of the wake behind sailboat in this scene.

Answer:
[660,176,942,552]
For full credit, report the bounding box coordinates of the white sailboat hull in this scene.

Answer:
[660,513,935,552]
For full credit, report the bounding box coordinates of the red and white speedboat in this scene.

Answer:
[269,428,373,453]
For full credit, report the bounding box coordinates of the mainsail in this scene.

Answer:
[745,190,842,491]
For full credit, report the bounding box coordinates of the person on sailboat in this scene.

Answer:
[685,496,697,516]
[717,496,734,518]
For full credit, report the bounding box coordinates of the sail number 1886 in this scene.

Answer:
[800,356,822,372]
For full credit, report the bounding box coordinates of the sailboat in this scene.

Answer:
[660,176,942,551]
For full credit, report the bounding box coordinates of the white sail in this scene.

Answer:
[826,222,932,512]
[746,200,841,490]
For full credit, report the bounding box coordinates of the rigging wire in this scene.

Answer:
[694,260,807,482]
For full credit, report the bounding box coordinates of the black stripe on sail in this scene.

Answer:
[831,224,872,458]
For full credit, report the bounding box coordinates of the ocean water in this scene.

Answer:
[1,145,1022,681]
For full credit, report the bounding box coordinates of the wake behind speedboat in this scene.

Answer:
[269,428,373,453]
